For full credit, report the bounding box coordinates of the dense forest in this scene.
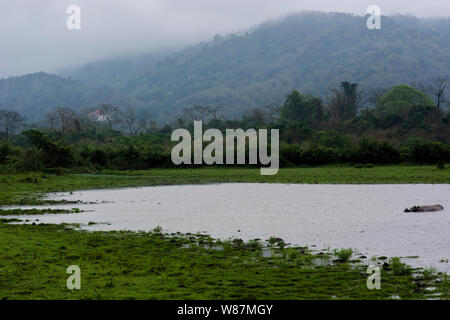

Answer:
[1,12,450,122]
[0,80,449,172]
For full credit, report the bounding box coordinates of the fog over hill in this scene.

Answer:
[1,12,449,122]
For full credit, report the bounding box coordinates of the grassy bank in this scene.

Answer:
[1,165,449,205]
[1,165,449,299]
[0,222,448,300]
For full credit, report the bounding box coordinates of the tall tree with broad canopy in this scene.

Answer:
[280,90,325,127]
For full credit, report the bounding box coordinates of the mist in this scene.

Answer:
[1,0,449,78]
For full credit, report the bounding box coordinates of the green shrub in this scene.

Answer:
[0,141,13,164]
[335,248,353,262]
[390,257,412,276]
[408,142,450,164]
[423,267,437,280]
[267,237,286,249]
[90,149,108,166]
[299,145,337,166]
[354,138,401,164]
[280,143,302,166]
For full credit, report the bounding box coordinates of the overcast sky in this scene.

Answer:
[1,0,449,78]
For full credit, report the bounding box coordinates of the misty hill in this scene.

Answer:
[0,72,126,122]
[2,12,450,122]
[60,51,170,92]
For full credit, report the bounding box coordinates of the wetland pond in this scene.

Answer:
[2,183,449,272]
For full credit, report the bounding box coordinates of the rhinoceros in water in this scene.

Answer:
[404,205,444,212]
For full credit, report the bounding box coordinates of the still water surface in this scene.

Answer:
[3,184,449,271]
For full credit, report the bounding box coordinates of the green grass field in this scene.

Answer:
[0,223,448,300]
[0,165,449,299]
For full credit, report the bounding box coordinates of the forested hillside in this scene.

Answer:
[0,72,126,122]
[1,12,449,122]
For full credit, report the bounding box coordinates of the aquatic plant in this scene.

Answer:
[390,257,412,276]
[423,267,437,280]
[267,236,286,249]
[0,208,83,216]
[335,248,353,262]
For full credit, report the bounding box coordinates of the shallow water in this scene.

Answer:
[3,183,449,272]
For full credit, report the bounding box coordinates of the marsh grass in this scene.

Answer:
[0,221,447,300]
[390,257,412,276]
[335,248,353,262]
[423,267,437,280]
[0,208,83,216]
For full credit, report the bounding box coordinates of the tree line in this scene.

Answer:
[0,80,449,173]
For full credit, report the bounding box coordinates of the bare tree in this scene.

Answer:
[100,104,123,129]
[326,82,361,123]
[45,107,75,138]
[242,107,277,127]
[146,120,160,134]
[367,87,389,106]
[136,110,159,134]
[0,110,24,140]
[179,105,223,123]
[121,106,137,135]
[410,81,428,94]
[428,77,447,109]
[326,88,345,122]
